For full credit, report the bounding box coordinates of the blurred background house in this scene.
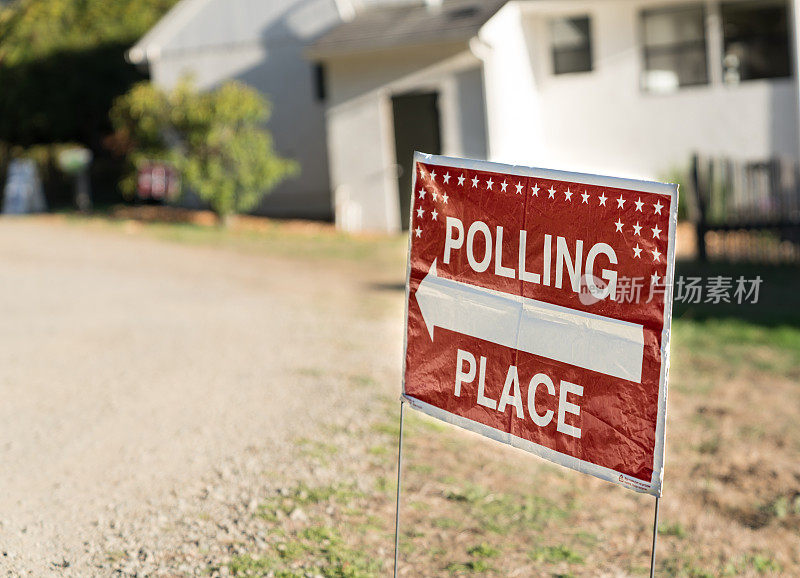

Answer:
[127,0,342,221]
[131,0,800,235]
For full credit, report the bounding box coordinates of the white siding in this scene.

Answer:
[481,0,798,181]
[325,45,487,232]
[146,0,341,219]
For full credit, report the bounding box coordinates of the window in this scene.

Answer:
[550,16,593,75]
[313,63,327,102]
[721,0,791,83]
[641,5,708,92]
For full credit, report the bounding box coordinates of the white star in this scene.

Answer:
[651,272,661,285]
[416,207,424,218]
[614,218,624,232]
[652,248,662,262]
[598,193,608,206]
[635,198,644,212]
[617,195,626,209]
[443,172,451,184]
[458,174,465,186]
[430,171,437,182]
[652,225,661,239]
[565,188,573,201]
[418,188,426,199]
[501,180,508,192]
[442,193,449,204]
[654,200,663,215]
[419,167,427,178]
[633,244,642,258]
[548,186,556,199]
[431,209,438,221]
[472,176,479,188]
[532,184,540,196]
[581,191,590,204]
[515,182,523,194]
[486,178,494,190]
[633,222,642,236]
[415,227,422,238]
[432,191,438,202]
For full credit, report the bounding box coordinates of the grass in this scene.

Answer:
[223,525,380,578]
[721,553,783,576]
[658,521,688,538]
[257,482,363,523]
[296,438,340,464]
[528,545,584,564]
[467,542,500,558]
[761,494,800,521]
[226,554,274,576]
[445,559,493,574]
[446,543,500,576]
[61,211,408,275]
[230,481,380,577]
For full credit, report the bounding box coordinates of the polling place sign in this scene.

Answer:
[402,153,678,496]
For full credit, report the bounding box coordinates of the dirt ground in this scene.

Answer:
[0,216,797,577]
[0,217,404,575]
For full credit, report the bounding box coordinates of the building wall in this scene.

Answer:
[324,44,487,232]
[480,0,798,182]
[147,0,341,219]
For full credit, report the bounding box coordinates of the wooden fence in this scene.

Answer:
[687,154,800,263]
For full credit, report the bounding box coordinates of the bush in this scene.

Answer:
[110,79,298,223]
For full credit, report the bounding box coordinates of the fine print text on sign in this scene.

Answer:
[402,153,678,496]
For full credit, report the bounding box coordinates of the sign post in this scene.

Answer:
[392,399,405,578]
[395,152,678,574]
[651,494,661,577]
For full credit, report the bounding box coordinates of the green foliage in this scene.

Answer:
[445,559,492,574]
[110,79,297,220]
[226,554,275,576]
[660,166,691,221]
[0,0,176,64]
[443,482,571,535]
[0,0,178,146]
[658,521,688,538]
[467,543,500,559]
[528,545,584,564]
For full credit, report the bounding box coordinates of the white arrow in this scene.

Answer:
[415,260,644,383]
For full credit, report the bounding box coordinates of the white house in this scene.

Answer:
[133,0,800,232]
[128,0,344,220]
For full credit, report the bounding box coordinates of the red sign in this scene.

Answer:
[402,153,678,496]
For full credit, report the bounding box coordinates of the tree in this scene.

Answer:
[110,79,298,223]
[0,0,178,147]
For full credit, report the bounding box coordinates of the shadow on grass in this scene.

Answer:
[673,259,800,328]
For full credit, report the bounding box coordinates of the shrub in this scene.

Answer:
[110,78,298,223]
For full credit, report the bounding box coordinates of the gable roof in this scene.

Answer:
[308,0,506,59]
[129,0,346,65]
[128,0,214,64]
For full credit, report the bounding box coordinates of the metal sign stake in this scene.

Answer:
[393,399,406,578]
[649,495,661,577]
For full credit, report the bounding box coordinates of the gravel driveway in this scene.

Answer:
[0,218,405,575]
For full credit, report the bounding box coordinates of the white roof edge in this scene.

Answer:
[127,0,215,64]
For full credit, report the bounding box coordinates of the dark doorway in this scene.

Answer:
[392,92,441,230]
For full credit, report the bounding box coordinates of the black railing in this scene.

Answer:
[688,153,800,262]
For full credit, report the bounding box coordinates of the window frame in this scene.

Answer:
[719,0,792,83]
[549,15,594,76]
[639,3,710,92]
